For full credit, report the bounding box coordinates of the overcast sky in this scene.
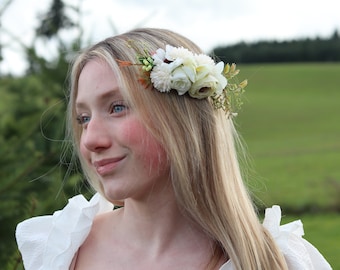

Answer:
[1,0,340,75]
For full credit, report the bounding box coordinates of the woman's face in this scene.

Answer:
[75,59,170,202]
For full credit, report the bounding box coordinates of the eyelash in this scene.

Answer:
[109,100,128,115]
[76,101,128,125]
[76,115,90,125]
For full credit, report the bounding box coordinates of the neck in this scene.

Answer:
[115,184,213,260]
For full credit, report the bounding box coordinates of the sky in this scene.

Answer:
[1,0,340,75]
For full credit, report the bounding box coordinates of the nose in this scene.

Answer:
[82,117,112,152]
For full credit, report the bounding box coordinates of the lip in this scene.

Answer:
[93,156,125,176]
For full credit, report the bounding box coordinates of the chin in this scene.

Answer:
[101,183,131,203]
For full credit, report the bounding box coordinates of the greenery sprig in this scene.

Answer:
[211,63,248,116]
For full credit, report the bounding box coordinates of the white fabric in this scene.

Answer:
[220,206,332,270]
[16,193,113,270]
[16,195,332,270]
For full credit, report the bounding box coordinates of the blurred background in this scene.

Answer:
[1,0,339,269]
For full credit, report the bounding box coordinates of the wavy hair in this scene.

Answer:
[67,28,288,270]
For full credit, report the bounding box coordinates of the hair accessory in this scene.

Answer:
[117,44,247,115]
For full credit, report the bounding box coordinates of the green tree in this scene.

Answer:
[0,1,90,268]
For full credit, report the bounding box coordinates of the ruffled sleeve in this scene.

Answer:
[16,193,113,270]
[263,205,332,269]
[219,205,332,270]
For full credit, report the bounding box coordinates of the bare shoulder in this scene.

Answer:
[73,208,122,269]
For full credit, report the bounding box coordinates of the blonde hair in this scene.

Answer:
[67,28,288,269]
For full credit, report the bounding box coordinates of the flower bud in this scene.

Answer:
[239,79,248,89]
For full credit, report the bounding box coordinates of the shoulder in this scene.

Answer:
[81,209,119,246]
[72,208,122,269]
[16,193,113,270]
[263,205,332,270]
[218,205,333,270]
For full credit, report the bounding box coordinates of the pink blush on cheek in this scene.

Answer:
[123,119,168,173]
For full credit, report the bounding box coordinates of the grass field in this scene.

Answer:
[236,63,340,268]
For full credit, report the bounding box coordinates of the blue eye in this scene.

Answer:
[113,105,125,113]
[110,101,128,115]
[76,115,91,125]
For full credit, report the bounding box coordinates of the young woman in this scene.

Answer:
[16,28,332,269]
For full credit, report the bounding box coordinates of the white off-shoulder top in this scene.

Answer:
[16,193,332,270]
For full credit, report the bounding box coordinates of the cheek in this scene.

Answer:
[79,137,90,163]
[124,120,168,172]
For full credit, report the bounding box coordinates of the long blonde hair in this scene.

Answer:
[67,28,288,269]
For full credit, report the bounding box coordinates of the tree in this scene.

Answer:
[0,1,90,268]
[36,0,75,39]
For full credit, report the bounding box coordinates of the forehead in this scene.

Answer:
[76,59,120,105]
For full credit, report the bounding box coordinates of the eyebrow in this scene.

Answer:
[75,87,121,110]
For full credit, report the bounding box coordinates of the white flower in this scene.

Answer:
[149,45,227,99]
[211,62,228,95]
[165,45,194,63]
[170,67,192,95]
[195,54,215,66]
[195,62,214,81]
[152,48,166,65]
[150,63,173,92]
[189,74,219,99]
[189,60,227,98]
[151,46,196,94]
[165,45,197,77]
[194,54,216,81]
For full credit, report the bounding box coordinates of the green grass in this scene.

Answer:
[236,63,340,269]
[237,63,340,209]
